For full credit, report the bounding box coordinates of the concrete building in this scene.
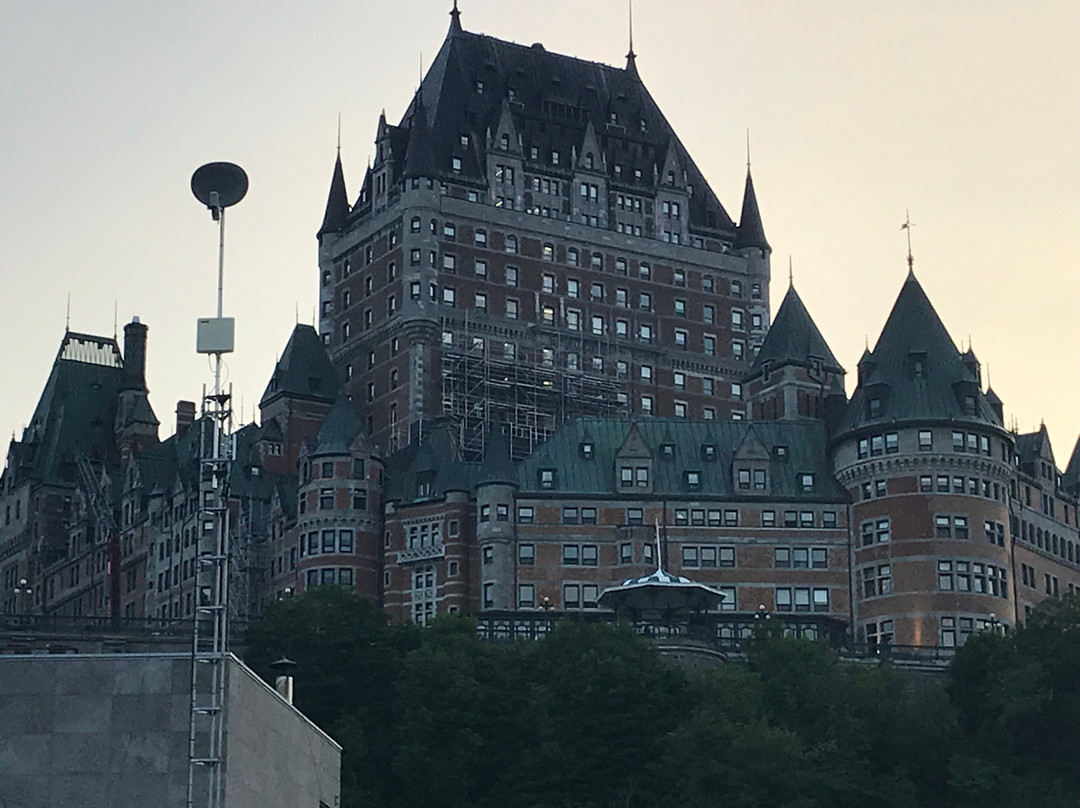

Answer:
[0,652,340,807]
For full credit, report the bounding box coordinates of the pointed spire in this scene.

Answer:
[625,0,639,77]
[317,151,349,239]
[734,163,769,252]
[449,0,463,35]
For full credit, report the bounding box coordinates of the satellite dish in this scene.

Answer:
[191,162,249,210]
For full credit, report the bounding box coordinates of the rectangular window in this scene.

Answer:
[517,506,534,524]
[562,544,580,566]
[518,584,536,609]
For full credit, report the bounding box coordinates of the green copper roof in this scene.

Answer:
[313,396,365,457]
[385,421,480,503]
[518,417,847,501]
[837,272,1002,436]
[749,284,841,375]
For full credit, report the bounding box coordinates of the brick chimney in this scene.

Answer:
[122,318,149,392]
[176,401,196,438]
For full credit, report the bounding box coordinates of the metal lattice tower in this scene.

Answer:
[186,162,247,808]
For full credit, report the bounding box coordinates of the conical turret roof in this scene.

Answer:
[734,168,769,251]
[749,284,841,376]
[313,396,365,456]
[317,154,349,239]
[837,272,1000,434]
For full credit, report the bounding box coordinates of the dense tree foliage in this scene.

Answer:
[245,590,1080,808]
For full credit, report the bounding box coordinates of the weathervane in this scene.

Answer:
[900,209,915,275]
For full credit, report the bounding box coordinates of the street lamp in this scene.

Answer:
[14,577,32,615]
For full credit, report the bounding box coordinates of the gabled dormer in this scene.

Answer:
[614,422,653,494]
[655,138,689,244]
[732,427,771,496]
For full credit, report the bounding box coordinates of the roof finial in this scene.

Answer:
[113,299,118,340]
[295,302,299,324]
[628,0,635,59]
[449,0,462,33]
[901,208,915,276]
[336,112,341,156]
[65,292,70,333]
[788,255,793,287]
[746,128,751,171]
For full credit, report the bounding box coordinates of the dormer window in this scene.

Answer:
[580,442,594,459]
[737,469,751,490]
[585,152,594,169]
[868,397,882,418]
[774,445,788,461]
[660,443,675,460]
[452,157,462,172]
[800,473,815,492]
[685,471,701,489]
[810,357,823,377]
[701,445,717,462]
[459,134,470,148]
[539,469,556,489]
[475,80,484,94]
[500,133,509,150]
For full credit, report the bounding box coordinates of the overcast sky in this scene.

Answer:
[2,1,1078,462]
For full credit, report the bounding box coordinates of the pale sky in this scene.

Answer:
[2,2,1078,464]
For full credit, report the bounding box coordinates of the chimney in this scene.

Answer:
[122,317,149,391]
[270,656,298,705]
[176,400,196,438]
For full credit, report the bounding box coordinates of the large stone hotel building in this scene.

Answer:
[2,7,1078,652]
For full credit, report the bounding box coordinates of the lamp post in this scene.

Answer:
[14,577,32,617]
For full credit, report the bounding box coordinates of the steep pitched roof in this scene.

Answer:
[384,21,735,235]
[316,153,350,239]
[477,427,517,486]
[749,284,841,375]
[837,272,1001,435]
[260,325,340,407]
[734,168,769,251]
[313,396,365,456]
[384,421,480,503]
[13,332,126,485]
[518,417,847,500]
[1062,436,1080,497]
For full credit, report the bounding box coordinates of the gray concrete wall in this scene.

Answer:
[0,653,340,808]
[223,658,341,808]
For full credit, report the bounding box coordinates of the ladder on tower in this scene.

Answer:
[186,388,233,808]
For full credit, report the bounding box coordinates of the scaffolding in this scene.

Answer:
[440,310,629,461]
